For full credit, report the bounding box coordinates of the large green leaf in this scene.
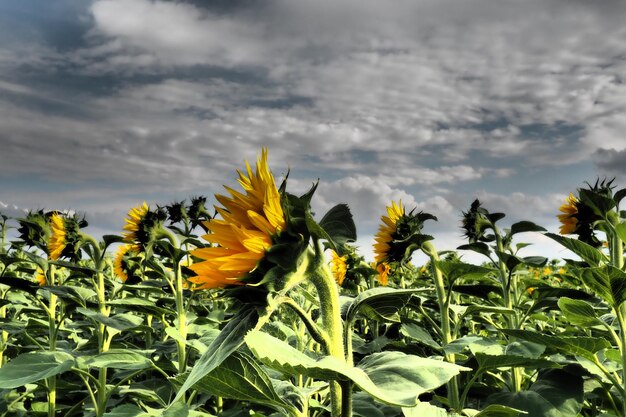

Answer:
[401,323,441,350]
[488,368,583,417]
[108,298,174,316]
[473,404,526,417]
[544,233,606,266]
[319,204,357,246]
[40,285,96,307]
[77,308,144,331]
[173,305,259,402]
[436,261,494,285]
[345,287,423,323]
[557,297,604,327]
[501,330,610,361]
[474,353,559,370]
[182,351,299,416]
[245,330,467,407]
[402,402,449,417]
[581,266,626,308]
[82,349,154,370]
[0,351,75,389]
[509,221,547,236]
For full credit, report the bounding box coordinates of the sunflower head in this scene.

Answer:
[188,196,212,230]
[373,201,436,281]
[17,210,52,252]
[557,179,618,247]
[48,212,87,261]
[461,199,495,243]
[114,244,142,283]
[123,203,167,253]
[330,250,348,286]
[166,201,188,225]
[189,149,310,294]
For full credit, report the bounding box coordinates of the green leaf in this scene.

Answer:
[544,233,606,266]
[558,297,604,327]
[108,298,175,316]
[319,204,357,246]
[488,368,583,417]
[436,261,494,285]
[345,287,422,323]
[181,351,298,416]
[501,330,610,361]
[581,266,626,308]
[40,285,96,307]
[0,351,75,389]
[474,353,559,370]
[473,404,526,417]
[402,402,449,417]
[509,221,547,236]
[82,349,153,370]
[49,260,97,276]
[495,252,523,271]
[457,242,492,259]
[77,308,144,331]
[172,305,259,403]
[579,188,616,216]
[401,323,441,350]
[103,404,146,417]
[245,330,467,407]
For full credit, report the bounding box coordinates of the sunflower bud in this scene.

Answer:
[188,196,212,230]
[461,199,493,243]
[166,201,188,224]
[123,203,167,252]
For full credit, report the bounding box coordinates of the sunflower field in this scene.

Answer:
[1,149,625,417]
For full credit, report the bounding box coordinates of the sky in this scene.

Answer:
[1,0,625,264]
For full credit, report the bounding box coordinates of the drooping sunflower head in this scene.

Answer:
[189,149,291,290]
[373,200,436,284]
[48,212,86,261]
[123,203,167,253]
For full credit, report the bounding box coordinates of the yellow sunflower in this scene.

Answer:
[557,193,578,235]
[372,200,404,285]
[48,213,67,260]
[189,149,286,289]
[123,202,149,251]
[35,267,47,286]
[114,244,132,282]
[330,250,347,286]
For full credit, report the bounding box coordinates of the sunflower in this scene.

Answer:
[557,193,578,235]
[376,262,390,286]
[189,149,286,289]
[330,250,347,286]
[123,202,150,251]
[114,244,132,282]
[48,213,67,260]
[35,267,47,286]
[374,200,404,265]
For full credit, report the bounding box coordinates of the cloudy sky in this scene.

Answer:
[1,0,625,262]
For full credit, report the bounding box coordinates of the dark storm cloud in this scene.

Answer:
[594,148,626,176]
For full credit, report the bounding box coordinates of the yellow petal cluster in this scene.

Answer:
[189,149,285,289]
[123,202,149,251]
[35,267,47,286]
[557,193,578,235]
[114,244,132,282]
[48,213,66,260]
[330,250,347,286]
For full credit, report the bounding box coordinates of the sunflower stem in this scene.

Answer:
[309,240,346,417]
[47,263,57,417]
[421,241,460,413]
